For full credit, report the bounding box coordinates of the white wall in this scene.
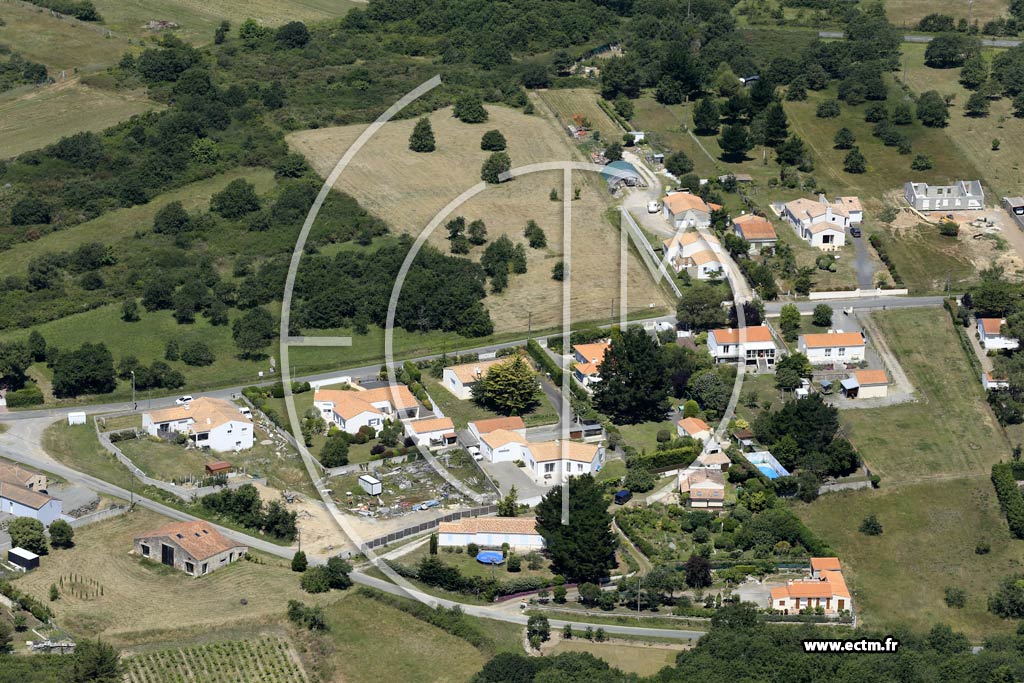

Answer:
[441,369,472,400]
[1,497,61,527]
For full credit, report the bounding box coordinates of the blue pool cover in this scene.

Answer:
[757,464,780,480]
[476,551,505,565]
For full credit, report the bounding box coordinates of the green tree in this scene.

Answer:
[300,566,332,593]
[471,356,540,415]
[966,91,990,117]
[454,94,488,123]
[524,219,547,248]
[526,614,550,643]
[762,102,789,147]
[811,304,833,327]
[843,147,867,174]
[0,342,32,390]
[210,179,260,219]
[275,21,310,48]
[665,151,694,176]
[467,219,488,245]
[72,639,121,683]
[325,556,353,589]
[27,330,46,362]
[815,99,840,118]
[480,129,507,151]
[925,32,980,68]
[688,371,730,415]
[153,201,191,234]
[409,117,436,152]
[717,124,751,160]
[693,97,720,135]
[614,95,634,120]
[9,517,47,555]
[497,486,519,517]
[917,90,950,127]
[10,197,51,225]
[684,553,713,588]
[859,514,883,535]
[833,127,856,150]
[911,154,933,170]
[535,475,617,582]
[446,216,469,254]
[960,54,989,89]
[676,282,727,331]
[49,519,74,548]
[779,303,801,341]
[121,299,140,322]
[291,550,308,572]
[481,152,511,183]
[52,342,116,398]
[320,432,349,467]
[552,261,564,281]
[593,328,670,423]
[774,136,807,167]
[683,399,700,418]
[231,307,276,358]
[604,141,623,162]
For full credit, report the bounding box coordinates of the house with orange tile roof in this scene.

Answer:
[676,416,712,443]
[133,521,247,577]
[441,358,509,399]
[707,325,777,366]
[770,560,851,615]
[468,416,526,442]
[437,517,544,551]
[476,427,531,463]
[662,191,722,229]
[405,416,457,448]
[983,372,1010,391]
[780,194,858,250]
[679,468,725,508]
[523,440,604,483]
[572,341,610,387]
[143,397,254,452]
[732,213,777,253]
[840,369,888,399]
[797,331,866,364]
[313,384,420,436]
[978,317,1019,351]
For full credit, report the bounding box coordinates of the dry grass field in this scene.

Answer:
[13,509,327,645]
[0,1,135,72]
[0,79,156,157]
[537,88,624,142]
[547,639,683,676]
[871,0,1009,27]
[287,104,673,333]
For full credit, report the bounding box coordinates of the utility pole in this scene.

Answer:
[528,312,532,340]
[637,574,643,616]
[130,370,136,411]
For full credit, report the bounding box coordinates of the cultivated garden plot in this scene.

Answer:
[125,636,309,683]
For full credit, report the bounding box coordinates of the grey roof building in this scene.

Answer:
[904,180,984,211]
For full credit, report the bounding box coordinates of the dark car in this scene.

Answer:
[614,489,632,505]
[850,226,862,238]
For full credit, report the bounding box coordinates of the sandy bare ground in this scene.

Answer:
[287,104,673,332]
[251,482,353,559]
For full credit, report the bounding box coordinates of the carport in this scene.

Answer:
[840,376,859,398]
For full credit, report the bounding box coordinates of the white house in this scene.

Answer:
[707,326,777,366]
[781,195,860,250]
[904,180,984,211]
[572,341,610,387]
[437,517,545,552]
[478,428,532,463]
[467,416,526,445]
[662,192,721,229]
[662,231,722,274]
[686,249,725,280]
[978,318,1019,351]
[677,417,712,443]
[523,440,604,483]
[840,369,888,399]
[983,372,1010,391]
[797,331,866,364]
[405,416,457,448]
[695,450,732,471]
[732,214,778,253]
[0,477,62,526]
[770,569,851,615]
[314,385,420,435]
[441,359,507,400]
[143,398,254,452]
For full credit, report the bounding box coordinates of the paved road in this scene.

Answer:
[849,232,875,290]
[764,296,944,315]
[818,30,1021,48]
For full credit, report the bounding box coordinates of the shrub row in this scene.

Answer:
[356,587,494,652]
[868,233,904,286]
[992,463,1024,539]
[108,430,138,443]
[24,0,100,21]
[386,557,554,601]
[627,445,699,472]
[5,384,44,408]
[0,579,53,622]
[943,299,983,378]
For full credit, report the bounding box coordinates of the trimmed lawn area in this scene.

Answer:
[44,419,134,490]
[869,0,1008,26]
[796,477,1024,641]
[841,308,1008,482]
[118,437,211,483]
[548,639,684,676]
[403,538,554,581]
[773,223,862,292]
[422,375,558,430]
[734,372,786,425]
[617,419,677,452]
[597,458,626,483]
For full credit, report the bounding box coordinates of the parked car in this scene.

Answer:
[175,395,194,405]
[850,226,861,238]
[614,489,632,505]
[468,446,483,461]
[415,499,440,511]
[647,201,660,213]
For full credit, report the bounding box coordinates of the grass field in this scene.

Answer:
[548,639,682,675]
[871,224,979,294]
[900,43,1024,200]
[0,80,156,157]
[125,636,310,683]
[537,88,624,142]
[0,1,135,72]
[89,0,359,45]
[13,509,325,644]
[422,375,558,429]
[841,308,1008,482]
[871,0,1009,27]
[797,477,1024,640]
[287,104,673,333]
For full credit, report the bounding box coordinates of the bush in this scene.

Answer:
[467,542,480,556]
[300,566,332,593]
[5,384,44,407]
[180,341,215,366]
[816,100,840,118]
[859,514,883,535]
[944,587,967,608]
[507,555,522,572]
[938,220,959,237]
[480,130,507,151]
[993,463,1024,538]
[869,233,904,286]
[911,154,933,171]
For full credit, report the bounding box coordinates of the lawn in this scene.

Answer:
[900,42,1024,200]
[0,2,135,72]
[537,87,624,142]
[44,419,135,490]
[871,0,1009,27]
[734,371,786,425]
[796,477,1024,641]
[89,0,360,45]
[12,508,327,645]
[596,458,626,483]
[840,308,1009,482]
[118,436,213,483]
[617,418,677,453]
[772,220,863,292]
[286,103,672,333]
[403,538,554,581]
[0,80,157,158]
[422,375,558,430]
[871,224,979,294]
[548,639,683,676]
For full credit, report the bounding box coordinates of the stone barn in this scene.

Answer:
[134,521,247,577]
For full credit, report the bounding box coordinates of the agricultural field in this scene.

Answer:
[797,477,1024,640]
[548,639,684,676]
[0,2,135,72]
[12,509,326,645]
[841,308,1008,482]
[88,0,360,45]
[900,43,1024,200]
[536,87,624,142]
[125,636,310,683]
[0,80,156,157]
[286,104,673,333]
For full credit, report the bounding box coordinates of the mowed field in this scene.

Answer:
[13,509,329,645]
[869,0,1009,26]
[0,79,157,159]
[548,640,683,676]
[870,224,979,294]
[841,308,1008,483]
[797,477,1024,640]
[88,0,359,45]
[901,43,1024,200]
[0,1,134,72]
[537,87,623,142]
[287,104,673,333]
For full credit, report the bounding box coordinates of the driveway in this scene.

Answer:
[476,460,550,504]
[849,230,875,289]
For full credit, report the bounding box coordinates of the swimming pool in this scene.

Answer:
[476,551,505,565]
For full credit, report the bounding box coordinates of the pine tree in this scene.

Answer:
[291,551,308,572]
[717,124,751,161]
[692,97,720,135]
[408,117,436,152]
[470,356,539,415]
[593,327,670,423]
[467,219,488,245]
[524,219,547,248]
[535,476,617,582]
[454,94,488,123]
[833,127,856,150]
[480,129,506,151]
[762,102,789,147]
[843,147,867,174]
[481,152,511,183]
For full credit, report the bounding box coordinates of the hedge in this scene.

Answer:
[385,558,553,601]
[0,580,53,622]
[357,587,494,652]
[993,463,1024,538]
[5,384,44,408]
[944,299,983,378]
[628,445,699,472]
[868,233,904,286]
